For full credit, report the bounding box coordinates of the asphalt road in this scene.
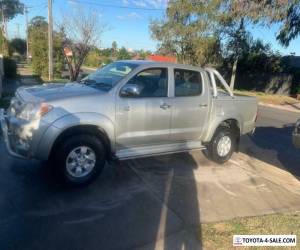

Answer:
[240,105,300,178]
[0,105,299,250]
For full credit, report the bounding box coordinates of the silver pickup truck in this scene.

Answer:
[0,61,257,185]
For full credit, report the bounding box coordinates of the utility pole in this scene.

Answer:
[25,6,29,61]
[48,0,53,81]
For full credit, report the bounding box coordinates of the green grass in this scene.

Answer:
[234,90,299,105]
[199,212,300,250]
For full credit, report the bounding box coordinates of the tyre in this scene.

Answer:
[204,126,236,164]
[52,134,106,186]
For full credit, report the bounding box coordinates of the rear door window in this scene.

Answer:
[174,69,202,97]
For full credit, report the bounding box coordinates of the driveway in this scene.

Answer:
[0,106,300,250]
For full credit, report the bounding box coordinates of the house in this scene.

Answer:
[146,54,177,63]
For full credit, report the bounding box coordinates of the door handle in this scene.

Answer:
[199,103,208,108]
[160,103,171,110]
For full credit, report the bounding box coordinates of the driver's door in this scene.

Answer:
[115,67,171,149]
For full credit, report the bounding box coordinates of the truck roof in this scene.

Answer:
[117,60,203,71]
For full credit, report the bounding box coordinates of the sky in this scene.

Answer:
[7,0,300,55]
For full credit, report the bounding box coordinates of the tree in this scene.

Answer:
[223,0,300,47]
[84,48,101,68]
[28,16,64,78]
[9,38,26,55]
[0,30,8,55]
[0,0,24,55]
[112,41,117,57]
[276,2,300,47]
[117,47,131,60]
[219,0,300,88]
[28,16,48,76]
[137,49,151,60]
[0,0,24,21]
[223,18,252,88]
[150,0,223,66]
[59,10,105,81]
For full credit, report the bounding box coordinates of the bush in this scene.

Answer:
[3,57,17,78]
[84,50,101,68]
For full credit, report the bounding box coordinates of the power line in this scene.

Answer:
[27,2,48,9]
[68,0,166,11]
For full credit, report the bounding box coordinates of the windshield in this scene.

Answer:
[80,62,138,91]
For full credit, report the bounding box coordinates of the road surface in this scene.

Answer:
[240,105,300,178]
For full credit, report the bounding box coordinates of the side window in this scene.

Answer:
[126,68,168,97]
[174,69,202,97]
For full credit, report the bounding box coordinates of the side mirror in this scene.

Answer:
[120,84,142,97]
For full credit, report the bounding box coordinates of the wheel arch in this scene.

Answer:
[203,118,241,150]
[35,113,115,161]
[49,124,112,161]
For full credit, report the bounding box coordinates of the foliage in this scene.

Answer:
[0,0,24,21]
[111,41,117,57]
[112,41,117,51]
[150,0,223,66]
[223,18,251,60]
[84,49,101,67]
[28,16,64,78]
[102,57,113,65]
[117,47,131,60]
[136,49,151,60]
[100,48,113,57]
[3,57,17,78]
[0,30,9,56]
[277,3,300,46]
[9,38,26,55]
[223,38,285,74]
[29,16,48,76]
[223,0,300,47]
[0,0,24,56]
[59,9,105,81]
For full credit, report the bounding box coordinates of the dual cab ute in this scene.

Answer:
[0,61,257,185]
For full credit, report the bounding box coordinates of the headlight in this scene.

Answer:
[18,102,53,120]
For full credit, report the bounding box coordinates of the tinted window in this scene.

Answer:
[126,68,168,97]
[174,69,202,97]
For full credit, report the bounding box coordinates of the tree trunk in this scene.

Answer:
[64,56,75,81]
[230,58,238,90]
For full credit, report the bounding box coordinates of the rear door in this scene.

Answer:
[115,67,172,148]
[170,68,209,141]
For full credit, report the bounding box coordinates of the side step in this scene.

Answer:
[115,141,205,160]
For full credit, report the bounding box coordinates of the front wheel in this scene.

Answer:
[204,126,236,164]
[52,135,106,186]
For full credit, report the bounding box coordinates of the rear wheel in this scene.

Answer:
[53,135,106,186]
[204,126,236,164]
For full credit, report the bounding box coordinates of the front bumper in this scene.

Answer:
[0,109,28,159]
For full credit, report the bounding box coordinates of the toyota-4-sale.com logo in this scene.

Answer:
[233,235,297,247]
